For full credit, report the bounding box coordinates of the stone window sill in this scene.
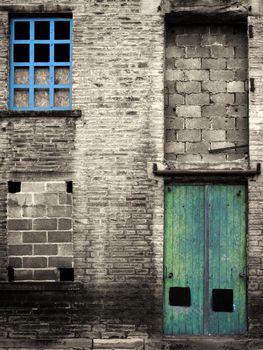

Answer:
[0,110,81,118]
[0,282,82,291]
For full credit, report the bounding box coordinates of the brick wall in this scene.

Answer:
[7,181,73,281]
[165,23,248,166]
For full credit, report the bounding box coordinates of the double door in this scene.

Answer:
[164,184,246,335]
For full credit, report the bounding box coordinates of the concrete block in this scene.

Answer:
[211,116,235,129]
[21,182,46,193]
[210,93,234,104]
[46,182,66,192]
[23,257,47,268]
[165,117,184,129]
[202,130,226,142]
[202,58,226,69]
[185,117,210,129]
[58,218,72,230]
[34,269,58,281]
[48,257,73,268]
[227,81,245,92]
[227,58,247,69]
[34,244,58,255]
[211,46,234,58]
[201,34,226,46]
[9,244,32,256]
[176,34,201,47]
[8,194,33,206]
[175,58,201,70]
[7,219,32,231]
[166,129,176,142]
[176,81,201,94]
[48,231,72,243]
[226,105,247,117]
[177,130,201,142]
[14,269,33,281]
[227,130,248,142]
[210,69,235,81]
[169,93,185,106]
[202,81,226,93]
[33,218,57,231]
[34,193,58,205]
[23,231,47,243]
[165,142,185,154]
[166,46,185,58]
[47,205,72,218]
[186,142,210,153]
[185,93,210,105]
[235,92,248,105]
[7,205,22,218]
[7,231,22,244]
[237,117,249,130]
[57,243,73,256]
[177,106,201,118]
[165,69,185,81]
[184,69,209,81]
[165,81,176,94]
[8,257,22,268]
[186,46,210,58]
[22,205,46,218]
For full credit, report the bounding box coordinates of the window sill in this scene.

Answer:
[0,281,83,291]
[0,110,81,118]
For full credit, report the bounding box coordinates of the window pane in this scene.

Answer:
[54,44,70,62]
[34,89,50,107]
[14,44,29,62]
[14,22,30,40]
[14,67,29,84]
[14,89,29,108]
[35,21,50,40]
[54,89,70,107]
[55,21,70,40]
[34,67,49,84]
[34,44,50,62]
[54,67,70,84]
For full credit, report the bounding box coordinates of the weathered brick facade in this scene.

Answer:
[0,0,261,349]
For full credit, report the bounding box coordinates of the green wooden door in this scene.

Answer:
[164,184,246,336]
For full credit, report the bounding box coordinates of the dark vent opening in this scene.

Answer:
[8,267,15,282]
[14,21,30,40]
[59,268,74,281]
[8,181,21,193]
[66,181,73,193]
[212,289,233,312]
[169,287,191,307]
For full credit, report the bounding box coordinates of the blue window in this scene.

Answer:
[10,18,72,111]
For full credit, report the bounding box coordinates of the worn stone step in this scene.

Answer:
[93,338,144,350]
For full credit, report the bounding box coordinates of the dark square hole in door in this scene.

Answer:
[169,287,191,307]
[212,289,233,312]
[14,22,30,40]
[54,44,70,62]
[8,181,21,193]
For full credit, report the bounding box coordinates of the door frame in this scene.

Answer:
[163,180,248,336]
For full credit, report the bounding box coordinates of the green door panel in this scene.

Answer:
[164,185,205,335]
[208,185,246,335]
[164,184,246,336]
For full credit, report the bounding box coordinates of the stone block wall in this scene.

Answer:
[7,181,73,281]
[165,24,248,165]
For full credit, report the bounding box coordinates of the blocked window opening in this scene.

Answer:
[169,287,191,307]
[164,23,249,164]
[8,181,21,193]
[7,181,73,282]
[212,289,233,312]
[59,268,74,281]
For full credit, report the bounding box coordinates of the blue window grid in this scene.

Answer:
[10,18,72,111]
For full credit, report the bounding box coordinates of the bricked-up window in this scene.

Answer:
[7,182,73,281]
[9,18,72,111]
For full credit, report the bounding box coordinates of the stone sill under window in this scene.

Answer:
[0,110,81,118]
[0,282,82,291]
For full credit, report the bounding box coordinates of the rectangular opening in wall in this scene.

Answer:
[66,181,73,193]
[8,181,21,193]
[7,266,15,282]
[59,268,74,281]
[164,21,248,165]
[169,287,191,307]
[212,289,233,312]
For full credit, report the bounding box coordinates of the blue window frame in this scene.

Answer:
[10,18,72,111]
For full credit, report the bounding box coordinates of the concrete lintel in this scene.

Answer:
[162,0,249,19]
